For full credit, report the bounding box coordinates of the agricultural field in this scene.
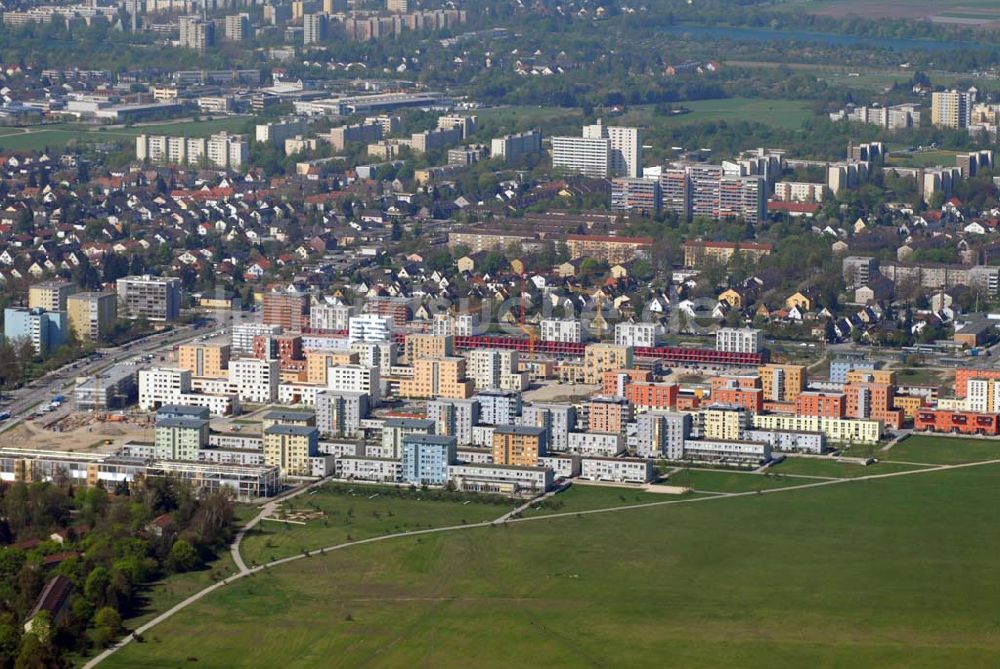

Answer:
[237,484,515,566]
[101,460,1000,668]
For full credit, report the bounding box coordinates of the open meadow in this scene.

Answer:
[100,436,1000,669]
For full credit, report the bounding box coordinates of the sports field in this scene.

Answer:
[99,435,1000,669]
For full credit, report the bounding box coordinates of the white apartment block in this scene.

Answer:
[519,403,576,452]
[773,181,824,204]
[255,118,307,144]
[327,364,381,405]
[136,132,248,170]
[537,455,580,478]
[310,303,354,332]
[614,322,657,348]
[540,318,582,343]
[427,398,480,445]
[682,438,771,463]
[551,136,611,178]
[634,411,690,459]
[567,431,624,457]
[348,314,393,343]
[338,456,401,482]
[474,390,521,426]
[139,368,191,410]
[715,327,762,354]
[580,457,653,484]
[582,120,642,177]
[231,323,282,353]
[490,129,542,164]
[967,379,1000,414]
[432,313,477,337]
[350,341,397,375]
[466,348,522,391]
[447,463,553,495]
[228,358,279,404]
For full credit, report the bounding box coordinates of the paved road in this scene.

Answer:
[0,320,213,435]
[83,456,1000,668]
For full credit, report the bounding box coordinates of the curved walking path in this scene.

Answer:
[84,458,1000,668]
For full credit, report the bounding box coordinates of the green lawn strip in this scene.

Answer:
[519,483,701,517]
[237,484,514,567]
[665,467,819,492]
[885,434,1000,465]
[103,463,1000,668]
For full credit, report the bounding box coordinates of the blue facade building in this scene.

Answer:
[4,307,67,355]
[401,434,457,486]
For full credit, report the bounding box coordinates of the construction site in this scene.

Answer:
[0,408,153,454]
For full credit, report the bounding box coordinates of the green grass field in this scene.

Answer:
[520,484,696,517]
[101,460,1000,668]
[883,434,1000,465]
[665,467,817,492]
[238,484,515,566]
[128,552,239,629]
[771,457,929,478]
[0,117,252,153]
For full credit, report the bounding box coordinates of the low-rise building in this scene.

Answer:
[580,457,653,483]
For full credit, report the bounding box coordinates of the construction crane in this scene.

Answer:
[519,273,537,355]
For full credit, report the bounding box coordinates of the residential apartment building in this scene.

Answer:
[611,177,660,215]
[551,135,611,178]
[309,303,353,332]
[405,334,453,362]
[700,405,749,441]
[586,396,633,435]
[715,327,762,354]
[28,280,76,312]
[474,389,521,426]
[491,129,543,164]
[931,89,972,129]
[399,357,474,400]
[263,424,319,477]
[580,457,653,484]
[348,314,393,343]
[772,181,825,204]
[178,343,230,378]
[303,12,327,44]
[381,417,435,459]
[565,234,653,264]
[314,390,369,437]
[179,15,215,51]
[228,358,279,404]
[492,425,546,466]
[427,398,480,445]
[136,132,248,169]
[224,13,250,40]
[614,322,657,348]
[262,292,308,331]
[401,434,457,485]
[327,364,381,404]
[66,292,116,343]
[465,349,525,392]
[153,417,208,461]
[3,308,67,355]
[634,411,690,459]
[519,403,576,452]
[116,275,181,321]
[760,364,807,403]
[583,120,642,177]
[682,240,772,268]
[540,318,583,343]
